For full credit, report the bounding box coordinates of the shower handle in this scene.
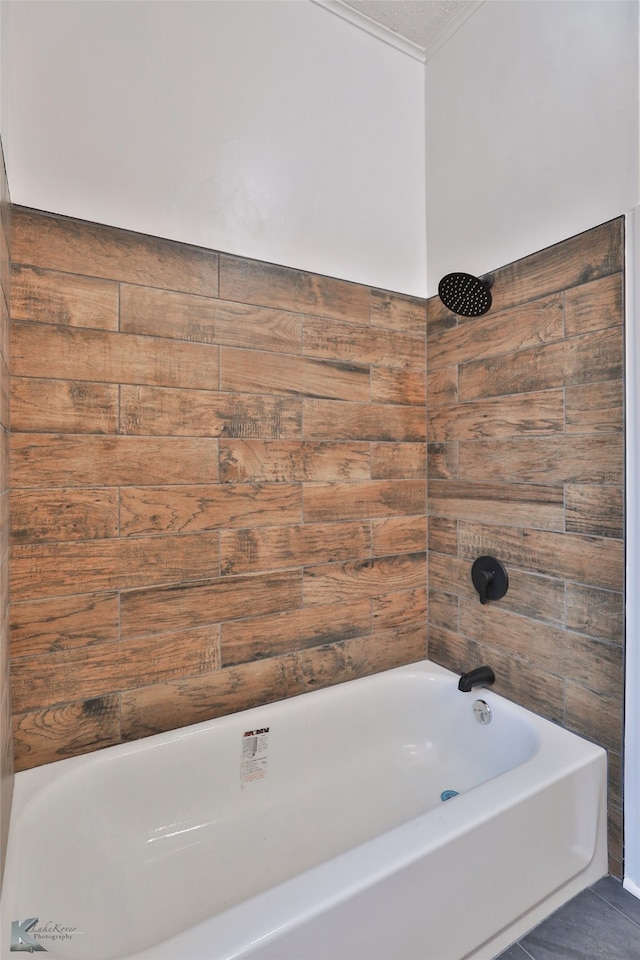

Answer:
[471,556,509,605]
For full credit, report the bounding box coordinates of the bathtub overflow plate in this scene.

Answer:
[473,699,492,725]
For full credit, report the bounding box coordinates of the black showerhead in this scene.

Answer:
[438,272,493,318]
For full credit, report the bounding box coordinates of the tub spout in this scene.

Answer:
[458,665,495,693]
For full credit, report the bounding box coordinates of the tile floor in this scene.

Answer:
[494,876,640,959]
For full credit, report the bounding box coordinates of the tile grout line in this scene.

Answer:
[508,885,640,960]
[517,943,537,960]
[589,887,640,931]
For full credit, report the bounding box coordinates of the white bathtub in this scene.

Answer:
[2,660,607,960]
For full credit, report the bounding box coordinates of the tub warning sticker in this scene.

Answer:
[241,727,270,785]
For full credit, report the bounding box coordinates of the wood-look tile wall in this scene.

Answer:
[0,143,11,891]
[426,219,625,876]
[7,208,628,877]
[9,208,428,771]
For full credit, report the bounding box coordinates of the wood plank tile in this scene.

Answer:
[459,327,623,401]
[565,380,623,434]
[120,632,423,741]
[428,553,475,600]
[10,593,120,657]
[371,367,426,405]
[458,521,624,592]
[500,667,566,727]
[304,399,425,442]
[220,346,370,401]
[426,296,455,337]
[0,512,7,587]
[459,599,567,673]
[564,272,623,337]
[429,479,564,530]
[564,632,623,698]
[427,623,480,677]
[427,218,623,324]
[0,206,8,311]
[427,293,564,370]
[0,514,7,590]
[10,200,624,777]
[11,377,118,434]
[11,435,219,487]
[121,569,302,639]
[565,682,623,752]
[219,439,371,483]
[428,390,564,443]
[10,488,119,544]
[427,443,458,479]
[13,694,121,771]
[11,264,119,330]
[120,283,303,354]
[608,801,623,877]
[121,384,223,437]
[428,517,457,555]
[428,552,566,625]
[0,431,6,513]
[607,753,623,819]
[304,316,425,370]
[220,598,372,666]
[304,479,426,522]
[12,321,220,390]
[12,207,219,296]
[371,443,426,480]
[0,425,7,494]
[304,552,426,605]
[220,521,371,575]
[121,385,301,439]
[370,290,426,334]
[464,638,566,725]
[565,484,623,538]
[566,583,623,643]
[11,532,220,601]
[427,366,457,408]
[0,353,10,430]
[289,631,425,690]
[460,598,620,699]
[371,516,427,556]
[458,435,623,485]
[371,621,427,652]
[11,626,220,713]
[121,483,302,536]
[428,588,459,633]
[219,254,370,323]
[0,279,7,366]
[372,586,427,633]
[121,657,293,740]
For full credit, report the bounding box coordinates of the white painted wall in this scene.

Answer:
[425,0,639,295]
[0,0,8,158]
[4,0,426,296]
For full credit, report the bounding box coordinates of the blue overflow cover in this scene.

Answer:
[440,789,459,802]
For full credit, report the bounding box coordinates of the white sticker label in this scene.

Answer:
[241,727,270,784]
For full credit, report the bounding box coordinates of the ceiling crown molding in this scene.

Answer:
[312,1,485,63]
[311,0,427,62]
[423,1,484,61]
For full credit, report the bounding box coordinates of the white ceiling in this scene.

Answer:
[339,0,477,54]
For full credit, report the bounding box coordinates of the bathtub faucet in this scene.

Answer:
[458,665,496,693]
